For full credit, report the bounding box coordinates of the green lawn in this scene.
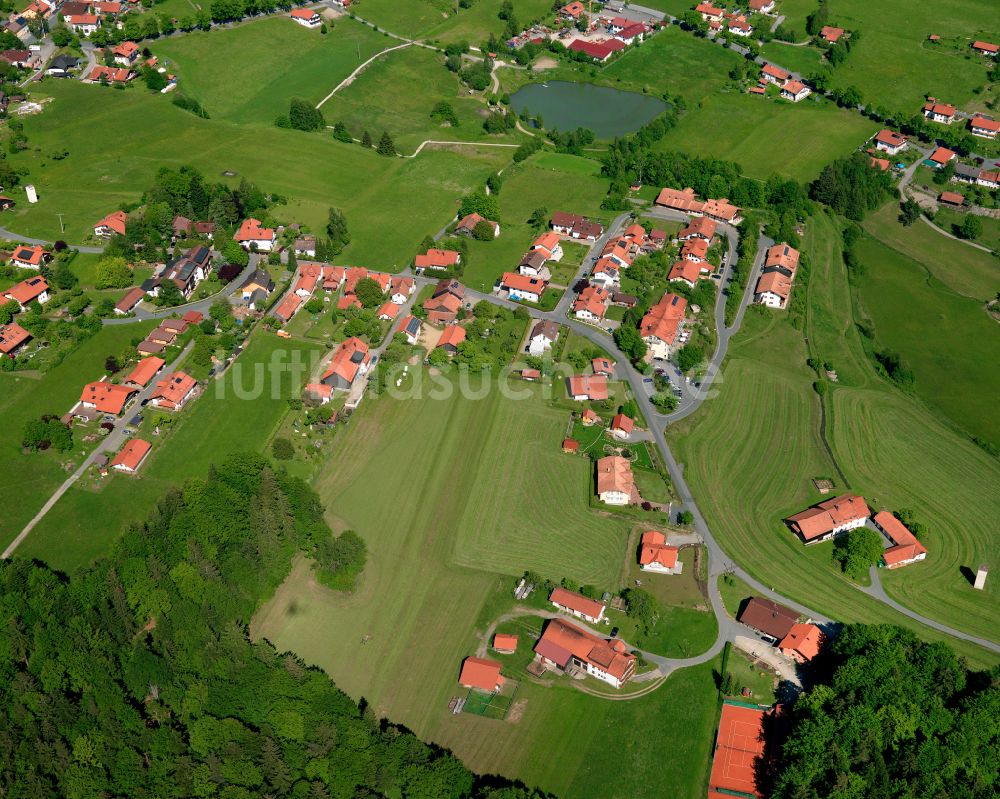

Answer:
[248,373,723,796]
[0,321,156,551]
[1,80,509,269]
[667,213,999,665]
[654,92,876,182]
[153,16,389,125]
[423,0,555,45]
[932,208,1000,254]
[774,0,820,36]
[319,45,519,151]
[825,0,1000,110]
[759,40,827,76]
[863,202,1000,300]
[347,0,455,37]
[16,331,324,570]
[460,151,610,292]
[851,231,1000,448]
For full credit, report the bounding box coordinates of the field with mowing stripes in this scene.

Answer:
[669,212,998,666]
[251,380,721,795]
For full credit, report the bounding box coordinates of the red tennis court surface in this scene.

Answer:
[707,702,767,797]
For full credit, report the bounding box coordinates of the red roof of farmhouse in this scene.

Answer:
[124,356,164,387]
[458,657,504,691]
[550,586,605,619]
[110,438,152,471]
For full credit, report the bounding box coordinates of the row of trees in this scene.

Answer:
[0,453,552,798]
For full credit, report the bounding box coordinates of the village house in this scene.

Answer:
[321,336,370,391]
[655,186,743,224]
[760,63,790,85]
[678,215,716,241]
[423,279,464,323]
[493,634,518,654]
[592,356,614,377]
[610,412,634,440]
[754,242,800,309]
[10,244,49,270]
[971,40,999,56]
[638,530,681,574]
[573,284,611,322]
[786,493,870,543]
[414,248,461,272]
[531,231,564,261]
[0,321,30,358]
[551,211,604,240]
[293,262,323,297]
[80,380,137,415]
[749,0,775,12]
[819,25,844,43]
[596,454,639,505]
[534,618,635,688]
[518,249,550,279]
[528,319,559,356]
[395,314,422,345]
[927,145,956,169]
[65,12,99,34]
[923,101,956,124]
[238,268,275,309]
[94,210,128,238]
[303,382,334,405]
[568,38,626,63]
[612,20,647,45]
[977,169,1000,189]
[939,191,966,207]
[694,2,724,22]
[561,437,579,452]
[549,586,606,624]
[114,286,145,315]
[459,657,504,692]
[559,0,585,19]
[567,373,608,401]
[389,276,414,304]
[780,80,811,103]
[500,272,546,303]
[590,258,620,289]
[640,292,687,360]
[680,237,709,263]
[46,54,80,77]
[969,114,1000,139]
[290,6,321,27]
[873,129,908,155]
[110,439,152,474]
[737,596,799,642]
[2,276,50,310]
[123,356,165,388]
[872,511,928,568]
[88,65,133,84]
[436,324,466,354]
[234,218,276,251]
[294,236,316,257]
[728,15,752,36]
[110,40,140,66]
[149,372,197,411]
[455,211,500,238]
[145,245,212,298]
[667,260,703,288]
[777,623,825,663]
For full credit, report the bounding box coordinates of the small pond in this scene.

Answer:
[509,81,667,139]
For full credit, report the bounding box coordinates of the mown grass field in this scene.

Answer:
[654,92,875,182]
[825,0,1000,110]
[461,151,609,292]
[759,40,826,76]
[851,232,1000,447]
[668,212,998,666]
[153,16,389,124]
[0,321,156,552]
[251,381,721,797]
[864,202,1000,300]
[16,331,323,570]
[320,45,516,150]
[1,80,508,267]
[423,0,555,45]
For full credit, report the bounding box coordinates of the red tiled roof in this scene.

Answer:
[534,618,635,683]
[322,336,369,384]
[640,292,687,344]
[574,285,610,318]
[873,511,927,566]
[638,530,678,568]
[669,260,702,285]
[595,454,636,501]
[778,623,825,661]
[875,129,907,148]
[3,276,49,305]
[972,40,999,54]
[290,6,318,18]
[110,438,151,472]
[551,586,607,620]
[567,373,608,400]
[493,634,518,652]
[437,325,466,349]
[415,248,460,268]
[928,146,956,164]
[274,292,302,322]
[96,210,127,235]
[820,25,844,42]
[124,356,164,387]
[611,413,634,435]
[459,657,504,691]
[970,115,1000,132]
[562,437,579,451]
[234,217,274,243]
[11,244,48,266]
[923,101,956,117]
[80,381,136,414]
[761,63,789,81]
[0,322,30,355]
[786,494,869,540]
[115,286,145,313]
[502,271,546,295]
[765,243,800,272]
[376,301,400,320]
[150,371,196,409]
[938,191,966,205]
[568,38,626,60]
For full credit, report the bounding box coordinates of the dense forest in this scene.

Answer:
[772,624,1000,799]
[0,453,550,799]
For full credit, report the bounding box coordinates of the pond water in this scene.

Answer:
[509,81,667,139]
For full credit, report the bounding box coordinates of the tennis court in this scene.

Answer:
[707,700,767,797]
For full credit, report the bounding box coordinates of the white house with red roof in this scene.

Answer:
[728,15,752,37]
[534,618,635,688]
[694,2,724,22]
[638,531,681,574]
[786,494,870,543]
[873,129,908,155]
[573,284,610,322]
[969,115,999,139]
[110,41,140,65]
[760,63,790,85]
[234,218,276,251]
[321,336,370,391]
[640,292,687,359]
[923,101,956,124]
[972,40,998,56]
[550,587,606,624]
[0,322,31,357]
[872,511,928,569]
[927,146,956,168]
[64,12,98,34]
[819,25,844,43]
[781,80,811,102]
[111,439,152,473]
[610,412,634,440]
[290,6,321,26]
[149,372,198,411]
[749,0,774,12]
[94,210,128,237]
[10,244,49,270]
[500,272,546,303]
[2,276,49,310]
[668,260,702,288]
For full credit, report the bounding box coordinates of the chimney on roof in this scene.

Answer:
[973,565,988,591]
